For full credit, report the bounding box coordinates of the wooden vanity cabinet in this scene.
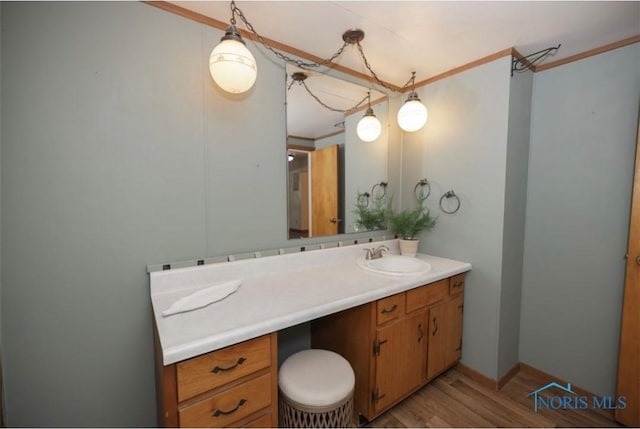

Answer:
[154,332,278,428]
[372,310,427,415]
[311,274,465,423]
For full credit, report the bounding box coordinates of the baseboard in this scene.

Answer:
[455,363,498,391]
[456,362,520,391]
[519,362,616,418]
[497,362,521,390]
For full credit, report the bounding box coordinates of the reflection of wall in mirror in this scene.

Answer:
[344,101,389,232]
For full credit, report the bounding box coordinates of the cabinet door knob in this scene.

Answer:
[418,323,424,342]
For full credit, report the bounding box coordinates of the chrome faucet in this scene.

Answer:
[364,245,389,260]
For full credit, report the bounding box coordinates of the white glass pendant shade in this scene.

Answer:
[397,94,428,132]
[357,109,382,142]
[209,38,257,94]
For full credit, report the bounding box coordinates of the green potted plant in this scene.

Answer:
[388,198,437,256]
[353,192,387,232]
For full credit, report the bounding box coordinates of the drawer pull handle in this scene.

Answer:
[418,323,424,342]
[213,398,246,417]
[453,281,463,288]
[381,304,397,314]
[432,317,438,336]
[211,357,246,373]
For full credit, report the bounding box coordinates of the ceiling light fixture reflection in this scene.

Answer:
[356,92,382,142]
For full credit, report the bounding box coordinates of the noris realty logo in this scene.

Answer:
[528,382,627,412]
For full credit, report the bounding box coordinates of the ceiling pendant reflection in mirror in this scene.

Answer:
[288,72,382,142]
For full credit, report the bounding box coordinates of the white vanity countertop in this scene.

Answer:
[150,240,471,365]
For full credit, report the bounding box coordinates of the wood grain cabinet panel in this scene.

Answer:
[177,335,271,402]
[406,278,448,312]
[426,302,446,380]
[427,280,465,380]
[179,373,272,428]
[231,412,273,428]
[312,274,466,423]
[445,294,464,366]
[155,333,278,428]
[373,311,427,415]
[449,274,465,296]
[376,293,405,325]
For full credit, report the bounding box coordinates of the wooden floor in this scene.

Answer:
[367,368,621,428]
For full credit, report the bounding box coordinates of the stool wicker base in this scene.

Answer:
[279,389,354,428]
[278,349,355,428]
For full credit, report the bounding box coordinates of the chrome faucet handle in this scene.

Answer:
[370,245,389,259]
[375,245,389,252]
[363,249,374,260]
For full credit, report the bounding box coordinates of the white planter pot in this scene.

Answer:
[399,239,419,257]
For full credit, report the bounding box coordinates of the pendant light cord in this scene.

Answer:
[229,1,422,95]
[287,71,371,113]
[230,1,349,70]
[355,44,415,93]
[295,78,370,113]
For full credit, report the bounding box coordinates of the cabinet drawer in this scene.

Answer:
[376,293,405,325]
[177,335,272,402]
[179,372,272,428]
[406,279,449,313]
[449,274,465,296]
[229,412,273,428]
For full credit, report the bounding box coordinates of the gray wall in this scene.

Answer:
[0,2,2,355]
[0,3,398,425]
[519,43,640,397]
[1,3,208,426]
[498,68,532,377]
[400,56,513,379]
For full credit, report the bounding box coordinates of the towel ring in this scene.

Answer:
[357,192,370,207]
[371,181,388,200]
[414,178,431,201]
[439,190,461,214]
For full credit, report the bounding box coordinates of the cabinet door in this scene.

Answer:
[426,302,446,380]
[373,312,426,415]
[444,294,464,367]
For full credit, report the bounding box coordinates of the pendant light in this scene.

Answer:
[356,92,382,142]
[397,72,428,132]
[209,12,257,93]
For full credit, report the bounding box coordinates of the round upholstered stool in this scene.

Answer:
[279,349,355,428]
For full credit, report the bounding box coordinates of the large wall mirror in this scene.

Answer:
[286,65,389,239]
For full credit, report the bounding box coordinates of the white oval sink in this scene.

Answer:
[357,255,431,276]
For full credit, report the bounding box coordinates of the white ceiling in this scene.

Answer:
[172,1,639,86]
